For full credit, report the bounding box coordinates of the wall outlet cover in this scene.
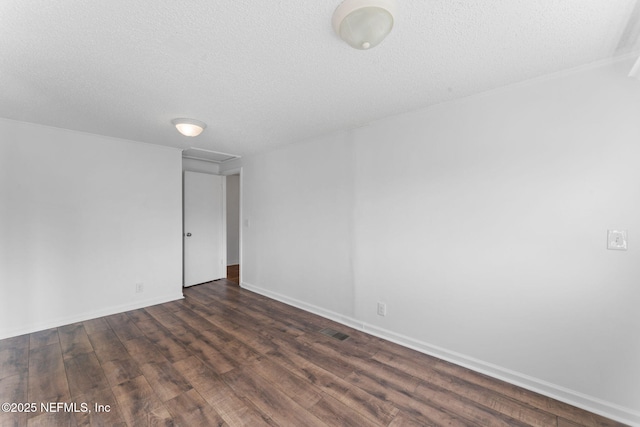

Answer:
[607,230,628,251]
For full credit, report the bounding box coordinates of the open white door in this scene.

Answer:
[184,171,225,287]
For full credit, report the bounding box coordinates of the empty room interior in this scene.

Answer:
[1,1,640,426]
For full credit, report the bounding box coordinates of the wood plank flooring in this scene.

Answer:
[227,265,240,285]
[0,280,629,426]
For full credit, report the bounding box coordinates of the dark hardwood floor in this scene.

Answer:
[227,265,240,285]
[0,280,628,426]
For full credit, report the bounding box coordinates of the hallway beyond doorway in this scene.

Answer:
[227,264,239,284]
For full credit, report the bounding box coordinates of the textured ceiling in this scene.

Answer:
[1,0,639,158]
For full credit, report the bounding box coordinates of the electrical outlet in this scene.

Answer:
[135,282,144,293]
[607,230,628,251]
[377,302,387,317]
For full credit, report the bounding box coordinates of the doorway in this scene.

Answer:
[226,173,240,284]
[183,171,226,287]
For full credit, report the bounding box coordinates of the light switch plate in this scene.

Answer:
[607,230,628,251]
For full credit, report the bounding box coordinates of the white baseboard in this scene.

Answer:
[0,292,184,340]
[240,281,640,427]
[241,281,364,330]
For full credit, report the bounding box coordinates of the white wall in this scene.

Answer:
[239,56,640,425]
[242,132,356,320]
[0,119,184,339]
[226,174,240,265]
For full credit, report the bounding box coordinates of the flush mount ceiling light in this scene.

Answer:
[172,118,207,137]
[332,0,396,50]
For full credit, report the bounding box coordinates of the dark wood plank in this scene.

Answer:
[0,371,27,403]
[28,358,70,402]
[0,334,29,352]
[179,296,220,318]
[309,394,382,427]
[27,410,78,427]
[204,314,277,354]
[227,264,240,284]
[138,405,175,426]
[164,389,226,426]
[162,299,187,313]
[143,326,192,363]
[87,329,130,364]
[101,358,143,387]
[248,357,323,409]
[263,332,356,379]
[121,336,169,364]
[126,309,163,335]
[185,335,237,374]
[263,340,399,425]
[0,372,29,426]
[559,417,585,427]
[138,361,192,402]
[71,387,127,427]
[172,356,225,394]
[58,321,94,362]
[28,344,70,403]
[27,370,71,404]
[144,306,192,337]
[105,313,144,342]
[167,306,258,367]
[60,339,94,360]
[64,352,110,398]
[198,381,274,426]
[223,367,327,427]
[57,323,88,345]
[300,335,422,394]
[81,317,110,334]
[0,412,28,427]
[29,343,65,379]
[145,311,237,374]
[411,380,532,427]
[171,305,219,332]
[388,411,439,427]
[29,328,59,349]
[199,327,261,366]
[346,370,475,427]
[0,346,28,380]
[111,376,168,426]
[176,356,274,426]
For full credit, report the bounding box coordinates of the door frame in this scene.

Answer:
[221,167,242,286]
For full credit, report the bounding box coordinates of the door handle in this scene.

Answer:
[185,233,192,237]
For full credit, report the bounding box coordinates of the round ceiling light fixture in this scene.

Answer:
[172,118,207,137]
[332,0,396,50]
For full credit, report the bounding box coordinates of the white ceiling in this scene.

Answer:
[1,0,639,158]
